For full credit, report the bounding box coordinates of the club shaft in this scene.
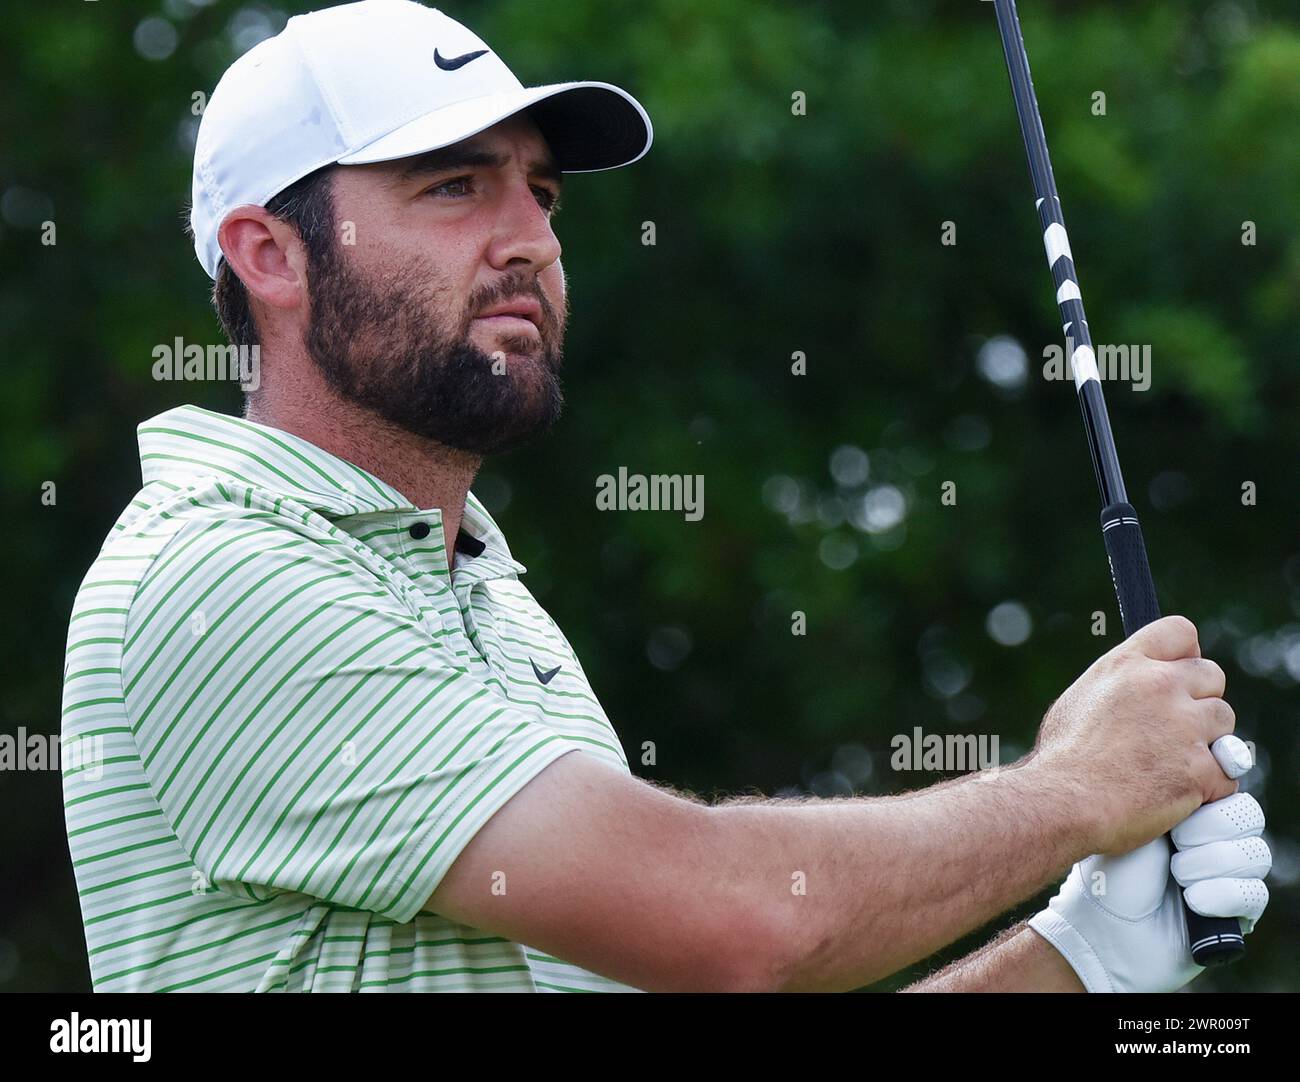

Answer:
[991,0,1245,968]
[992,0,1127,507]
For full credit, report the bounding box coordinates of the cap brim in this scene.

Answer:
[336,80,652,173]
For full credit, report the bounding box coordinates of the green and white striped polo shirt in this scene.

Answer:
[61,403,636,992]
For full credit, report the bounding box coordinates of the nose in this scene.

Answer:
[486,178,562,274]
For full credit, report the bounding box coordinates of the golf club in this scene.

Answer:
[991,0,1246,967]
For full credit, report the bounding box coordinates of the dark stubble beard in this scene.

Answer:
[302,231,567,455]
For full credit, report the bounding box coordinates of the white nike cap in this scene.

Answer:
[190,0,653,279]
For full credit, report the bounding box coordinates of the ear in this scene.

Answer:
[217,206,308,316]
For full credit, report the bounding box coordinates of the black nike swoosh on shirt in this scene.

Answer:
[434,47,489,71]
[530,658,561,685]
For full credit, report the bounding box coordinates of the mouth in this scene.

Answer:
[472,314,541,338]
[475,297,543,333]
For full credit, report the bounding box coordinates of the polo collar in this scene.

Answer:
[137,404,525,579]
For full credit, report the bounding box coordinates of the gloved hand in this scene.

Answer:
[1028,737,1269,993]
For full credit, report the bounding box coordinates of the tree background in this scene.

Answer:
[1,0,1295,991]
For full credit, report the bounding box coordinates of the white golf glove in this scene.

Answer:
[1029,739,1269,993]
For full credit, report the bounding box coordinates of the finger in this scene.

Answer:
[1196,696,1236,743]
[1131,614,1200,661]
[1171,792,1265,847]
[1171,836,1272,885]
[1168,656,1226,700]
[1183,877,1269,934]
[1210,734,1253,779]
[1191,746,1239,804]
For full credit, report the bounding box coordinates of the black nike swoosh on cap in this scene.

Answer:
[434,47,489,71]
[530,658,561,685]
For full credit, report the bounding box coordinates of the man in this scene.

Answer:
[61,0,1268,992]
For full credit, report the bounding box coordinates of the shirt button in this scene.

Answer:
[408,522,431,540]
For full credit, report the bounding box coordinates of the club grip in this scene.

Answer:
[1100,501,1246,967]
[1100,502,1160,636]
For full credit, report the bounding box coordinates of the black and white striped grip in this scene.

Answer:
[1100,501,1247,967]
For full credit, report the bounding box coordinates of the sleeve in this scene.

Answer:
[120,505,585,924]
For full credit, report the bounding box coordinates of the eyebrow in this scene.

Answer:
[390,145,563,188]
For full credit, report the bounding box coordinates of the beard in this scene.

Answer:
[302,236,566,456]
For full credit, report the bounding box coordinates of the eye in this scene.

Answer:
[532,186,562,215]
[427,176,475,198]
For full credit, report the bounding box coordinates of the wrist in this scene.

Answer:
[907,922,1087,992]
[1028,907,1112,992]
[1001,754,1100,864]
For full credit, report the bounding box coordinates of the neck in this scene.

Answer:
[246,389,481,569]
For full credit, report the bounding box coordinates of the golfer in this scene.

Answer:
[60,0,1268,992]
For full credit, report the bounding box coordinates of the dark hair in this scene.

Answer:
[205,164,338,349]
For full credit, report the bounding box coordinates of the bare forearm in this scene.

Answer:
[709,757,1091,991]
[903,921,1084,991]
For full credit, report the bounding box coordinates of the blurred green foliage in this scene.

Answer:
[1,0,1296,991]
